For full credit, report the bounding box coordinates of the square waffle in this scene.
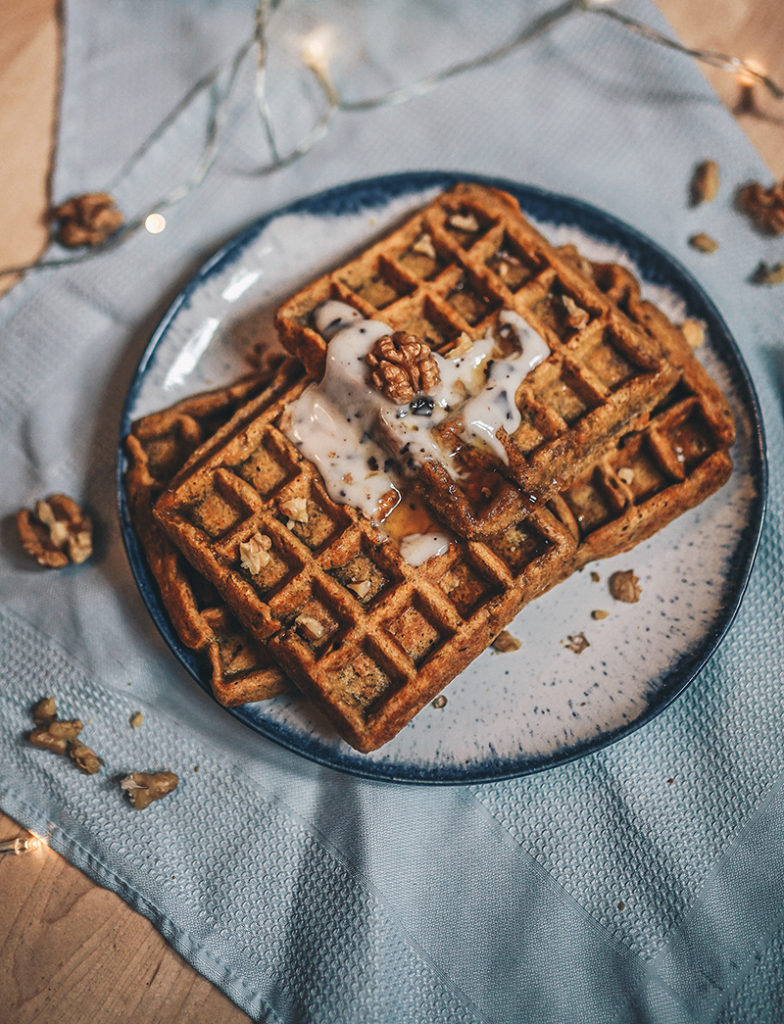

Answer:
[153,362,577,750]
[273,182,697,538]
[152,303,733,749]
[124,370,294,705]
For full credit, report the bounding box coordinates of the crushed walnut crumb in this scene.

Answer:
[608,569,641,603]
[617,467,635,486]
[279,495,309,524]
[348,579,372,600]
[591,609,610,621]
[563,632,590,654]
[561,294,589,329]
[690,160,719,205]
[129,712,144,729]
[412,233,437,259]
[296,614,326,641]
[751,261,784,286]
[689,232,719,253]
[239,532,272,574]
[492,630,522,653]
[17,494,93,568]
[448,211,480,233]
[590,571,601,583]
[450,332,473,359]
[432,695,447,709]
[680,318,706,349]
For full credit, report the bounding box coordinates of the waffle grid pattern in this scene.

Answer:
[125,372,291,704]
[275,184,687,537]
[153,350,732,751]
[154,361,575,749]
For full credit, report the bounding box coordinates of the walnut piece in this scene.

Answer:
[737,179,784,234]
[411,233,437,259]
[17,494,93,569]
[348,579,371,600]
[591,609,610,621]
[130,712,144,729]
[48,719,84,741]
[279,496,309,524]
[52,192,124,248]
[239,532,272,574]
[295,614,326,642]
[561,294,589,329]
[68,740,103,775]
[121,771,179,810]
[448,211,480,232]
[680,318,706,349]
[690,160,719,205]
[689,232,719,253]
[752,261,784,286]
[492,629,522,653]
[563,632,590,654]
[29,727,68,755]
[450,332,473,359]
[608,569,642,603]
[32,696,57,725]
[617,467,635,486]
[366,332,441,404]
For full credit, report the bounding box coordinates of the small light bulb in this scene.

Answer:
[145,213,167,235]
[300,25,335,75]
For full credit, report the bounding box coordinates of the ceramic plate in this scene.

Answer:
[118,172,766,784]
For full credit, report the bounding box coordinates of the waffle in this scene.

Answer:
[124,372,292,705]
[153,312,733,750]
[153,362,578,750]
[274,182,694,538]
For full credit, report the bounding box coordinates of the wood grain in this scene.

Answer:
[0,2,782,1022]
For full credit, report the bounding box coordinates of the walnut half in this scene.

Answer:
[17,494,93,568]
[51,192,124,248]
[366,332,441,404]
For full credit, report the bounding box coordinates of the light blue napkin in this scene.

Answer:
[2,1,783,1020]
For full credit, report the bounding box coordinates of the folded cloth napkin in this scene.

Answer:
[2,1,783,1020]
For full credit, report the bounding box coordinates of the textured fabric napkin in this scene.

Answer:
[2,1,783,1020]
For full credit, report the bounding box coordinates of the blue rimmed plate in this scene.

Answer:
[118,172,766,784]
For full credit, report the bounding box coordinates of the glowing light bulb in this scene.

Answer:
[0,831,45,856]
[300,25,335,76]
[145,213,167,235]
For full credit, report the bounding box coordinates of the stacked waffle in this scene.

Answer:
[125,183,735,751]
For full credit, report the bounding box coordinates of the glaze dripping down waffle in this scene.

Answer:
[152,322,733,751]
[274,182,706,538]
[125,370,293,705]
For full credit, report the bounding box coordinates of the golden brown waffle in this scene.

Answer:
[153,361,578,749]
[124,373,292,705]
[153,323,733,750]
[274,182,691,538]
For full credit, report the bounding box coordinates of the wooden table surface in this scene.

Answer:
[1,2,782,1021]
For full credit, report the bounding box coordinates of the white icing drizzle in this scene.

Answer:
[283,300,550,565]
[399,531,452,566]
[457,310,550,463]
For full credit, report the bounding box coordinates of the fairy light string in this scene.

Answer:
[1,0,782,284]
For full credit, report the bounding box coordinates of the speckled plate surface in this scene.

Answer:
[118,172,766,784]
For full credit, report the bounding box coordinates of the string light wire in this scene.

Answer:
[1,0,781,284]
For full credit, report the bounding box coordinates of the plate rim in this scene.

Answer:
[117,170,768,785]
